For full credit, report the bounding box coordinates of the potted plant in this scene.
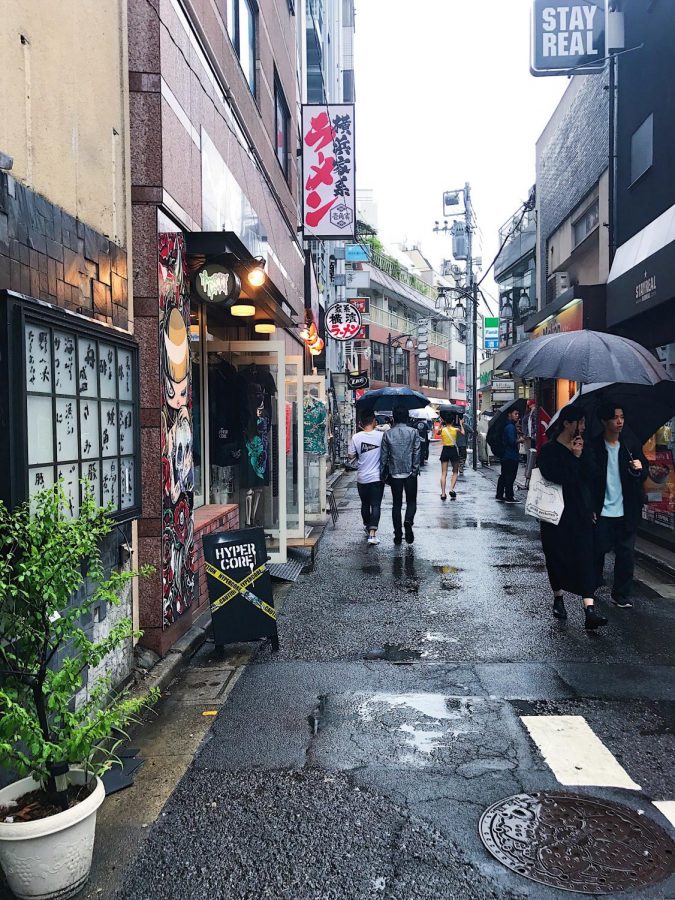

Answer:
[0,485,155,899]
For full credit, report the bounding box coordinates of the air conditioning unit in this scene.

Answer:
[546,271,570,304]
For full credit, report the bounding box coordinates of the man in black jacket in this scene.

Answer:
[591,403,648,608]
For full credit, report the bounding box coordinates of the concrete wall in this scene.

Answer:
[1,0,131,248]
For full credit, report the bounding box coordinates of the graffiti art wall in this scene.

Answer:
[158,233,195,626]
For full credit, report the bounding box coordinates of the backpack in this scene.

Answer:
[487,427,505,458]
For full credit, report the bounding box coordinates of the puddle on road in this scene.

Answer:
[424,632,458,644]
[399,724,445,757]
[433,563,461,575]
[364,643,422,663]
[361,564,382,575]
[359,693,471,721]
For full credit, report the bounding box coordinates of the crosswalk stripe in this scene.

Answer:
[520,715,641,790]
[652,801,675,829]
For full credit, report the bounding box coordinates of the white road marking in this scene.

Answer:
[520,715,641,790]
[653,801,675,829]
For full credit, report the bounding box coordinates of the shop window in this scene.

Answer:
[370,341,385,382]
[274,75,290,179]
[631,114,653,185]
[572,199,599,247]
[0,295,140,521]
[421,357,446,391]
[227,0,257,96]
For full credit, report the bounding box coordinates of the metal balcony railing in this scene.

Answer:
[369,250,437,301]
[369,306,451,349]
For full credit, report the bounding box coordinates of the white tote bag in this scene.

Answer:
[525,468,565,525]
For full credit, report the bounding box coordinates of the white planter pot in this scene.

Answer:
[0,769,105,899]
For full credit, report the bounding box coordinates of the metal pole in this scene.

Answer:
[463,182,478,470]
[471,280,478,470]
[387,333,392,386]
[608,48,617,264]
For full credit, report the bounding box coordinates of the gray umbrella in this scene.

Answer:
[499,330,670,386]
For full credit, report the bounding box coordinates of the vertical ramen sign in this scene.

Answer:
[302,104,356,240]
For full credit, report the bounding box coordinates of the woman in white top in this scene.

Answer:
[348,412,385,545]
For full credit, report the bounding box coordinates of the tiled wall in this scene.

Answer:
[0,173,129,328]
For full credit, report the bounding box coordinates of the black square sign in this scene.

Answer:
[203,527,278,649]
[531,0,606,76]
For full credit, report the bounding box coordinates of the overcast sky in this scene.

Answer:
[353,0,569,312]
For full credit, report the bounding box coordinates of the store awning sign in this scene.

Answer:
[193,263,241,305]
[302,104,356,240]
[326,301,362,341]
[531,0,606,77]
[484,316,500,350]
[203,528,278,649]
[347,371,369,390]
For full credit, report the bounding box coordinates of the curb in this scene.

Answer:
[635,546,675,581]
[131,609,212,700]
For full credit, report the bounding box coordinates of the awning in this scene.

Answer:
[607,202,675,328]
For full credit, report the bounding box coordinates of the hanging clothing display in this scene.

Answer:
[304,395,327,455]
[208,361,247,467]
[240,366,277,488]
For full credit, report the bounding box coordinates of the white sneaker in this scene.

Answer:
[367,535,380,545]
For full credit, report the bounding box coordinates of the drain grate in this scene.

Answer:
[479,792,675,894]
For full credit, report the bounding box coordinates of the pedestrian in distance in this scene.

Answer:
[537,404,608,630]
[495,408,521,503]
[380,405,421,545]
[591,403,648,608]
[439,412,463,500]
[456,416,468,476]
[348,412,385,545]
[413,418,430,466]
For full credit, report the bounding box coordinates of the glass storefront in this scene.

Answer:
[641,342,675,549]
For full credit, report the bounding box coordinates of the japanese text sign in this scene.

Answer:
[326,302,362,342]
[302,104,355,239]
[531,0,606,76]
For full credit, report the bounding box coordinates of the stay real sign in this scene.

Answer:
[531,0,606,76]
[301,104,356,240]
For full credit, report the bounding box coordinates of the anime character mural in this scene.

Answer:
[159,233,196,627]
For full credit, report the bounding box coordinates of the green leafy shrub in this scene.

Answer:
[0,484,156,796]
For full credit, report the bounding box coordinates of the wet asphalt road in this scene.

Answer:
[117,445,675,900]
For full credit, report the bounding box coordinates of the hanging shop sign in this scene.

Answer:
[345,270,371,289]
[326,301,362,341]
[193,263,241,305]
[302,104,356,240]
[347,371,369,390]
[345,243,370,262]
[531,0,607,77]
[532,299,583,337]
[352,297,370,316]
[203,527,278,650]
[484,317,500,350]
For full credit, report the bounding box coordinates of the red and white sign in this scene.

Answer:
[326,302,362,342]
[302,104,355,240]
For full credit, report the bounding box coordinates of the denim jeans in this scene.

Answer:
[390,475,418,535]
[357,481,385,530]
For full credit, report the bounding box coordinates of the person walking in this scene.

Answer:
[537,404,607,629]
[439,413,462,500]
[348,412,385,545]
[591,403,648,608]
[495,408,521,503]
[380,405,421,544]
[456,416,468,476]
[414,418,430,466]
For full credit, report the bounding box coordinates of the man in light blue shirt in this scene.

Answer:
[592,403,648,608]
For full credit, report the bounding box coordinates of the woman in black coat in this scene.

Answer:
[537,404,607,630]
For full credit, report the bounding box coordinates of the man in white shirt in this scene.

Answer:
[348,412,385,545]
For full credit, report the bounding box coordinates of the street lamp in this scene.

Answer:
[387,332,416,386]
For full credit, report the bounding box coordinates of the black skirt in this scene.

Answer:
[440,445,459,464]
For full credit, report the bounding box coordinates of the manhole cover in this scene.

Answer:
[479,792,675,894]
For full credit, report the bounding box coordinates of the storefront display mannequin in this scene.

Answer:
[245,487,263,526]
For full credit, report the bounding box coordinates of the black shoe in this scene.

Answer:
[504,498,521,504]
[584,604,608,630]
[394,532,403,545]
[611,594,633,608]
[404,523,414,544]
[495,497,505,503]
[553,597,567,619]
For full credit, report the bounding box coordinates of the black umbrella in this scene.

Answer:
[547,381,675,443]
[439,404,465,420]
[486,398,528,457]
[355,386,429,413]
[499,330,670,386]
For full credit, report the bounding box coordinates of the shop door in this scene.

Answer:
[285,356,305,539]
[303,375,327,523]
[207,341,287,564]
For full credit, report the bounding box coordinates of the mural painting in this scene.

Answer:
[158,233,196,627]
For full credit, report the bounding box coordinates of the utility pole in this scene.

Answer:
[463,182,478,471]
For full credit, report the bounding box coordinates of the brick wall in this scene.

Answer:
[0,173,128,328]
[193,504,240,611]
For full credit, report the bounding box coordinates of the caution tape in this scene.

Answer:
[204,561,277,621]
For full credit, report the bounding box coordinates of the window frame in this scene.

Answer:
[227,0,257,97]
[630,113,653,186]
[274,73,291,180]
[0,291,142,522]
[572,197,600,249]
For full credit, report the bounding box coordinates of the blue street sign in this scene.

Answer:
[345,243,370,262]
[484,338,499,350]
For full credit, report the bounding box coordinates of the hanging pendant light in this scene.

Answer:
[230,303,256,317]
[254,319,276,334]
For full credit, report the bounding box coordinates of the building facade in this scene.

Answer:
[606,0,675,551]
[128,0,309,655]
[0,0,137,683]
